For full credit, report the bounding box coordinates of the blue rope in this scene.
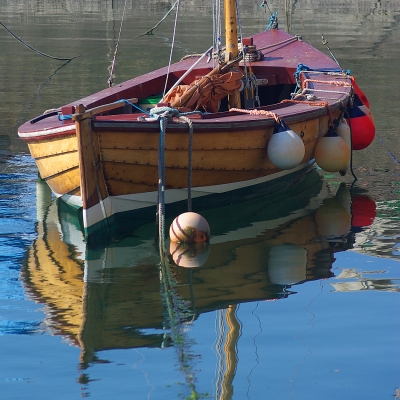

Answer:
[119,99,150,115]
[266,11,278,30]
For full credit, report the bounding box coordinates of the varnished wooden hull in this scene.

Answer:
[18,28,354,237]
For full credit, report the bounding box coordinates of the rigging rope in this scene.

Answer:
[163,0,181,98]
[0,21,91,61]
[108,0,128,87]
[136,0,179,37]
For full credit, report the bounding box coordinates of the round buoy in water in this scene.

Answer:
[169,212,210,243]
[169,241,210,268]
[347,103,375,150]
[267,120,305,170]
[351,195,376,228]
[268,244,307,285]
[315,127,350,172]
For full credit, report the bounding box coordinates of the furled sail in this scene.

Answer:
[164,70,243,112]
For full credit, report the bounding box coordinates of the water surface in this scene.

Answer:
[0,1,399,399]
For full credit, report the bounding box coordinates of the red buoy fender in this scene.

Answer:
[347,104,375,150]
[351,76,370,108]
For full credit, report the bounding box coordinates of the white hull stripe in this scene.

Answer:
[18,124,75,139]
[81,160,314,229]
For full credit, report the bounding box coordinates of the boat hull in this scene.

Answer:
[18,28,353,239]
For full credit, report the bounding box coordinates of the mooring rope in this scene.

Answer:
[0,21,91,61]
[149,106,197,257]
[136,0,179,37]
[108,0,128,87]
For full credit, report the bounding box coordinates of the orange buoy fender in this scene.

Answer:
[169,212,210,243]
[315,127,350,172]
[267,120,305,170]
[347,100,375,151]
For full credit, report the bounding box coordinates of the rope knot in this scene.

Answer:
[150,106,180,119]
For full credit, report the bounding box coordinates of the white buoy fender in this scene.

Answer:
[336,119,351,174]
[267,120,305,170]
[169,212,210,243]
[315,127,350,173]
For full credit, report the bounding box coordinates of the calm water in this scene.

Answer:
[1,1,399,399]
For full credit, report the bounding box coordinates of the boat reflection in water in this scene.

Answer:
[22,170,375,387]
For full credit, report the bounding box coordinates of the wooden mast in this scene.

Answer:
[224,0,241,109]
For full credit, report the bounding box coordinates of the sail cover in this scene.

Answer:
[164,70,243,113]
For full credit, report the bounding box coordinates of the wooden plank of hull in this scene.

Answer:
[97,128,271,151]
[101,148,278,170]
[104,165,276,195]
[26,134,81,196]
[27,134,77,158]
[34,151,79,179]
[45,166,81,196]
[90,113,328,196]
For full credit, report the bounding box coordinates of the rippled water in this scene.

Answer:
[1,1,399,399]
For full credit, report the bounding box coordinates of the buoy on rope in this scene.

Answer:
[336,119,352,174]
[268,244,307,285]
[267,120,305,170]
[351,195,376,228]
[315,126,350,173]
[169,241,210,268]
[347,99,375,151]
[351,76,370,108]
[169,212,210,243]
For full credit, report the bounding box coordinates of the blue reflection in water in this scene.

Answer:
[0,154,43,335]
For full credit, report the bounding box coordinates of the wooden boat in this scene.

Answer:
[22,171,355,368]
[18,2,373,239]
